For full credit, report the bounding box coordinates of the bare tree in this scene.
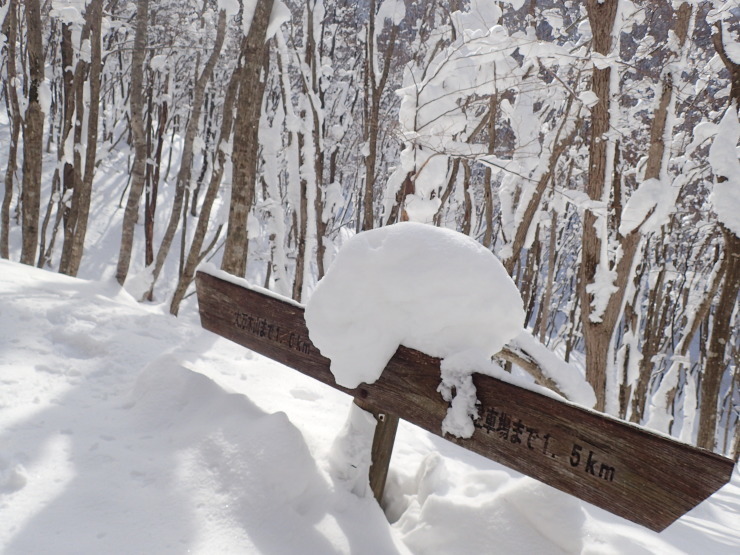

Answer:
[305,0,327,279]
[503,102,579,275]
[37,20,75,268]
[1,0,22,259]
[361,0,400,231]
[20,0,44,265]
[145,8,227,298]
[697,22,740,451]
[115,0,149,285]
[698,228,740,450]
[627,2,693,423]
[291,120,309,301]
[170,65,241,315]
[59,0,104,276]
[578,0,642,412]
[221,0,275,276]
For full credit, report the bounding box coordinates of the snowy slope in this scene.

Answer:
[1,259,739,554]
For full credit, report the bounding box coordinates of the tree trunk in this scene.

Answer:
[20,0,45,265]
[362,0,378,232]
[433,158,461,228]
[697,21,740,451]
[292,128,309,302]
[191,93,215,217]
[535,209,559,343]
[115,0,149,285]
[59,22,89,274]
[580,0,620,411]
[39,22,77,268]
[483,93,497,247]
[221,0,274,277]
[623,2,692,423]
[145,77,169,294]
[144,80,156,271]
[362,0,398,231]
[697,229,740,450]
[60,0,104,276]
[630,264,669,423]
[1,0,22,259]
[306,1,327,279]
[170,68,241,315]
[145,9,226,298]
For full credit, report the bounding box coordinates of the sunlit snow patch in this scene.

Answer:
[305,222,525,437]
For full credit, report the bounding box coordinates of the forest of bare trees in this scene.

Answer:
[1,0,738,457]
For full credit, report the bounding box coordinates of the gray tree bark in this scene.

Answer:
[170,64,241,315]
[20,0,44,265]
[221,0,275,276]
[145,9,226,298]
[37,22,78,268]
[115,0,149,285]
[361,0,398,231]
[1,0,22,259]
[697,22,740,451]
[580,0,622,412]
[306,1,327,280]
[629,2,692,423]
[59,0,104,276]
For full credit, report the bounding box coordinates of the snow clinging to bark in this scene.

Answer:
[709,104,740,237]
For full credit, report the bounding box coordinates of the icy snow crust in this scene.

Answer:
[305,222,526,390]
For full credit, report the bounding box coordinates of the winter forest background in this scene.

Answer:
[1,0,738,457]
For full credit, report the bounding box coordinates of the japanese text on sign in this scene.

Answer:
[475,406,616,483]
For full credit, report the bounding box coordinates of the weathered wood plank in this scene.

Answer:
[354,397,400,503]
[195,270,735,532]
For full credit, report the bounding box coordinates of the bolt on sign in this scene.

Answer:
[195,271,735,533]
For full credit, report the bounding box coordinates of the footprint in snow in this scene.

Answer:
[0,459,28,493]
[289,388,322,402]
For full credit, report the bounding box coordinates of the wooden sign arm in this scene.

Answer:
[195,270,735,532]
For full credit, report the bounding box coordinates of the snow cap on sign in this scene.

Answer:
[304,222,525,389]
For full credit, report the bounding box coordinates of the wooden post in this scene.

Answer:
[354,397,399,504]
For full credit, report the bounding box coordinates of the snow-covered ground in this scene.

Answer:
[1,258,739,554]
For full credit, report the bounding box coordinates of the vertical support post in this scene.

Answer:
[354,397,399,504]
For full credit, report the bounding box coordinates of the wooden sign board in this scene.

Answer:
[195,271,735,532]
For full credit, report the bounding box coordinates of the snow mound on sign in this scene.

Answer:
[305,222,525,389]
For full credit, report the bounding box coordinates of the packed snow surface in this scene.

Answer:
[2,259,740,554]
[305,222,526,390]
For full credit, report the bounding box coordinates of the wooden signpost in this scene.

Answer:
[195,270,735,533]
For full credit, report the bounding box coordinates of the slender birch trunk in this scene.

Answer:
[115,0,149,285]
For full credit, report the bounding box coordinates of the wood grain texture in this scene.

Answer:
[195,271,735,532]
[354,397,399,504]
